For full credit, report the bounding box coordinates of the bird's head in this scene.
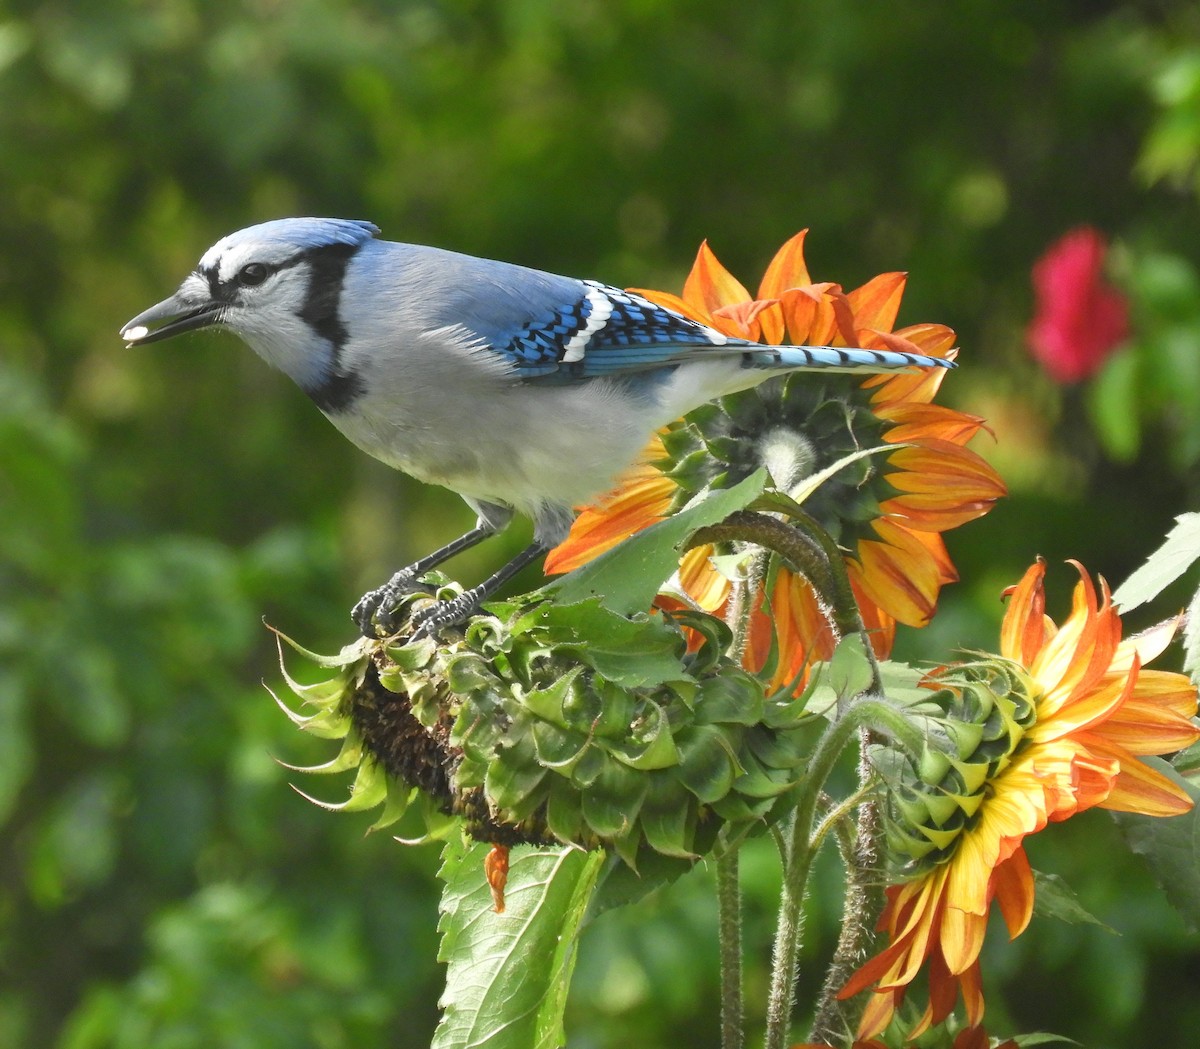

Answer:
[120,216,379,355]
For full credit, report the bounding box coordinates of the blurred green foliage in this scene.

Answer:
[3,2,1200,1047]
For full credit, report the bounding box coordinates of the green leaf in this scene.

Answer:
[435,839,604,1049]
[605,703,680,771]
[1111,513,1200,612]
[543,470,767,614]
[485,732,546,812]
[692,671,765,726]
[581,757,648,839]
[675,724,744,803]
[638,771,698,858]
[829,633,874,703]
[531,599,686,688]
[1113,761,1200,933]
[1031,870,1115,933]
[1011,1034,1081,1047]
[789,444,897,506]
[1184,586,1200,686]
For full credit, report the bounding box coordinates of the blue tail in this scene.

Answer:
[752,344,955,372]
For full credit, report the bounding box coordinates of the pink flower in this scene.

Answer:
[1027,227,1129,382]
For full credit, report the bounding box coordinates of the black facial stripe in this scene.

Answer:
[200,250,315,302]
[200,240,366,413]
[298,241,357,346]
[297,241,364,413]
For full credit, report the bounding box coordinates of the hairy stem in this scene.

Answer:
[717,554,765,1049]
[717,849,744,1049]
[763,695,893,1049]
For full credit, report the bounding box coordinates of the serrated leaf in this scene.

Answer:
[435,839,604,1049]
[1185,585,1200,686]
[1112,760,1200,933]
[1031,870,1115,933]
[1112,513,1200,612]
[543,470,767,614]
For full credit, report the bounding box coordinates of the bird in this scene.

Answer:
[120,218,955,640]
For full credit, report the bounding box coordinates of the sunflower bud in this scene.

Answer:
[871,659,1038,874]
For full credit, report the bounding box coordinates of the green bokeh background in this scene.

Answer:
[3,3,1200,1047]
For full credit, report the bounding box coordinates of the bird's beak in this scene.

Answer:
[120,290,223,346]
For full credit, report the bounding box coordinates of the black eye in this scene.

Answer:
[238,262,269,287]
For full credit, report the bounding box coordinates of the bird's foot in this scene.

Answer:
[409,587,484,641]
[352,569,424,638]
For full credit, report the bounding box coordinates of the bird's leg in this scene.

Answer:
[353,524,499,637]
[409,541,548,640]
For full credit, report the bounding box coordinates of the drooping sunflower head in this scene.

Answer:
[551,232,1005,684]
[662,371,912,549]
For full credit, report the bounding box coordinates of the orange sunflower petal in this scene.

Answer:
[712,298,780,341]
[546,472,673,573]
[1000,559,1050,666]
[992,846,1035,939]
[875,401,990,446]
[846,271,908,331]
[880,442,1007,531]
[626,287,712,324]
[850,518,948,627]
[1083,736,1197,816]
[779,282,842,345]
[682,240,752,316]
[675,544,730,611]
[757,229,812,298]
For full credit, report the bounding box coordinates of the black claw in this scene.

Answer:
[409,590,483,641]
[352,569,420,638]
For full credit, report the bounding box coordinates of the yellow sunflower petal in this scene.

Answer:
[676,544,730,611]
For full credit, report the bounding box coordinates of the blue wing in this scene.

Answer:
[483,278,953,379]
[495,281,739,381]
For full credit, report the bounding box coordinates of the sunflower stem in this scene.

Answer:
[763,692,888,1049]
[801,535,893,1045]
[716,555,764,1049]
[717,848,744,1049]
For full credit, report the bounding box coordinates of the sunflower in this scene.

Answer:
[545,232,1005,687]
[840,558,1200,1039]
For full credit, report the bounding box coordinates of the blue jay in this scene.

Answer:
[121,218,954,639]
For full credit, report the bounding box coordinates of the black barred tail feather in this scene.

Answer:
[753,344,955,372]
